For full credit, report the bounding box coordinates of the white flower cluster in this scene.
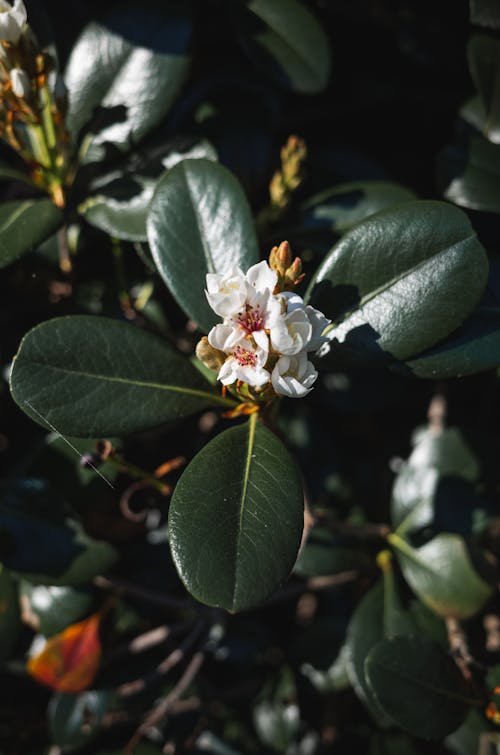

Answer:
[205,261,330,398]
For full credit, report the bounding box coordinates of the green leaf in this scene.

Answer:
[169,414,304,612]
[438,134,500,214]
[299,181,417,235]
[0,565,20,661]
[307,201,489,365]
[0,199,63,269]
[293,527,367,577]
[345,581,394,725]
[10,315,235,437]
[79,139,217,242]
[365,636,479,740]
[446,710,493,755]
[470,0,500,28]
[65,1,192,157]
[399,299,500,378]
[231,0,331,94]
[388,532,495,619]
[49,690,113,751]
[468,35,500,143]
[391,427,479,535]
[147,159,259,332]
[19,582,92,636]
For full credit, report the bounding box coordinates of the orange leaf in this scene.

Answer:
[27,611,102,693]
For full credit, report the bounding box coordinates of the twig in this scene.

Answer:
[265,570,359,606]
[117,620,206,698]
[57,226,71,274]
[124,651,205,753]
[446,617,473,680]
[93,575,192,611]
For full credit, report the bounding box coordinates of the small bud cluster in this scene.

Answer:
[269,135,307,210]
[0,1,70,206]
[199,243,330,401]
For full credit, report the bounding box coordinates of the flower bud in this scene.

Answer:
[10,66,29,98]
[0,0,27,45]
[195,336,226,373]
[269,241,304,292]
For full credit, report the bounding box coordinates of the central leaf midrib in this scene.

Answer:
[15,357,235,407]
[255,6,321,85]
[232,414,258,608]
[0,201,35,234]
[326,232,477,334]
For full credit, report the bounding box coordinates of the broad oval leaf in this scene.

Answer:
[307,201,489,365]
[169,414,304,612]
[231,0,331,94]
[365,636,479,740]
[10,315,234,437]
[389,532,494,619]
[65,2,192,156]
[20,582,92,637]
[0,199,63,268]
[79,175,155,242]
[468,35,500,144]
[147,159,259,332]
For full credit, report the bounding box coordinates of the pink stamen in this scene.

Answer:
[235,305,264,334]
[233,345,257,367]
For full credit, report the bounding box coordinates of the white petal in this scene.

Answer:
[207,323,234,351]
[305,305,331,351]
[218,359,237,385]
[252,329,269,352]
[271,353,318,398]
[281,291,305,313]
[10,67,29,97]
[12,0,26,25]
[246,261,277,293]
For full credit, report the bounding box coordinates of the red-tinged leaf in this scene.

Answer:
[27,611,102,693]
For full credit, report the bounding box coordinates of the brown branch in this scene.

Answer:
[264,570,359,606]
[446,617,473,680]
[124,651,205,754]
[93,575,192,611]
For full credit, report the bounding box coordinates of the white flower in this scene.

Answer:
[206,266,247,317]
[245,260,277,293]
[0,0,27,44]
[271,352,318,398]
[10,66,29,98]
[270,306,312,355]
[217,339,270,387]
[304,305,330,351]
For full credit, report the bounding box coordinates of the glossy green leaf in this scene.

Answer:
[147,159,259,332]
[468,35,500,143]
[307,201,489,365]
[79,175,155,242]
[0,199,63,269]
[389,532,494,619]
[10,315,234,437]
[19,582,92,637]
[399,300,500,378]
[0,565,20,661]
[439,134,500,214]
[49,690,113,751]
[65,1,192,157]
[470,0,500,28]
[169,414,304,612]
[231,0,331,94]
[299,181,417,235]
[391,427,479,534]
[365,636,479,740]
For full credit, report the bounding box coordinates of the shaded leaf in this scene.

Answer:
[298,181,417,236]
[20,582,93,637]
[307,201,489,366]
[49,689,112,751]
[468,35,500,143]
[65,1,192,157]
[169,414,304,612]
[389,532,494,619]
[10,315,234,437]
[365,636,479,740]
[147,159,259,332]
[438,133,500,214]
[232,0,331,93]
[294,526,367,577]
[391,427,479,535]
[0,199,63,269]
